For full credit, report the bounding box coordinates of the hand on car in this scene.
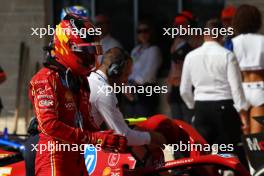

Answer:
[89,130,127,152]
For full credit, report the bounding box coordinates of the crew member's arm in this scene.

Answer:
[180,55,194,109]
[227,53,249,111]
[95,93,151,146]
[30,74,126,151]
[227,53,250,133]
[0,66,6,84]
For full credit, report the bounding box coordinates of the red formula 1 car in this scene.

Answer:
[1,114,251,176]
[84,114,250,176]
[0,133,26,176]
[0,148,25,176]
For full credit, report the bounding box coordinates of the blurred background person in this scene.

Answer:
[125,19,162,117]
[180,19,249,165]
[221,5,236,29]
[88,47,165,147]
[232,4,264,134]
[60,5,89,20]
[95,14,122,63]
[167,11,201,122]
[221,5,236,50]
[0,65,6,115]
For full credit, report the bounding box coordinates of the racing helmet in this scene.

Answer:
[61,5,89,20]
[54,13,102,75]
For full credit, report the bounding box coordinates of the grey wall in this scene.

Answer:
[0,0,46,117]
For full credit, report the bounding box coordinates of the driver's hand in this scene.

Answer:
[149,131,166,148]
[89,130,127,152]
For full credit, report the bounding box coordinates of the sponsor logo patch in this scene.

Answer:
[102,167,111,176]
[65,102,76,109]
[84,146,97,174]
[37,95,53,99]
[33,79,48,85]
[108,153,120,167]
[39,100,54,107]
[36,86,52,95]
[0,167,12,175]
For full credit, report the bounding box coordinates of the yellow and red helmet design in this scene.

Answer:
[54,13,102,75]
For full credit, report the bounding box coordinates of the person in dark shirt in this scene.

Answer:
[167,11,201,122]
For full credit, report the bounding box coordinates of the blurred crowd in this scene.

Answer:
[91,4,264,167]
[93,5,264,132]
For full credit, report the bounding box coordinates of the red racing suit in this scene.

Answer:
[29,67,99,176]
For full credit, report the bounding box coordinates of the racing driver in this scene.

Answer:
[29,14,127,176]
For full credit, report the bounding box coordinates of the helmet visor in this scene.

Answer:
[71,42,102,69]
[71,42,103,55]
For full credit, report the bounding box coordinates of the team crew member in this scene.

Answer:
[167,11,200,122]
[29,14,126,176]
[180,19,249,160]
[88,47,165,146]
[127,20,162,117]
[95,15,122,63]
[232,4,264,134]
[95,15,122,53]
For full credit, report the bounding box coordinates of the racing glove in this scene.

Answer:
[88,130,127,153]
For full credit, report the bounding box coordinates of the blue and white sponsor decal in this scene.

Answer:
[84,145,97,174]
[218,153,236,158]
